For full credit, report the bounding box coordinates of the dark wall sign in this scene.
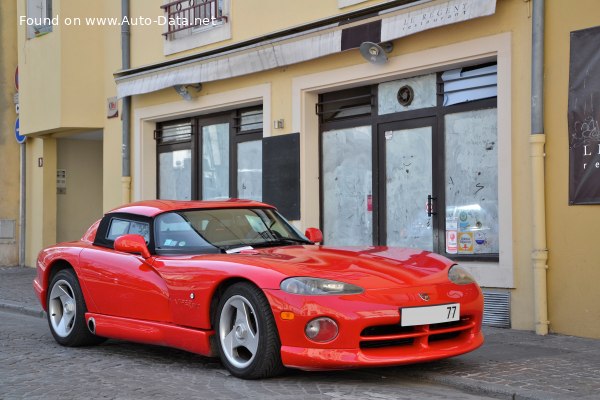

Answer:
[263,133,300,220]
[568,26,600,204]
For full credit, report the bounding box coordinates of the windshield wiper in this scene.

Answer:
[267,237,313,245]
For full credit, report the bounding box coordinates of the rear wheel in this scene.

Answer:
[215,283,285,379]
[47,269,105,346]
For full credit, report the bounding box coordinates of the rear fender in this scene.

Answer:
[35,246,96,312]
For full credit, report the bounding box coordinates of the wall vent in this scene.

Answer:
[441,63,497,106]
[0,220,16,240]
[482,290,510,328]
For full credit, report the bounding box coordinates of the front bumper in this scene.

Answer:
[264,283,484,370]
[281,331,484,370]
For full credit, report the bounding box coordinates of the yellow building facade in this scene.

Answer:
[0,1,20,266]
[16,0,600,339]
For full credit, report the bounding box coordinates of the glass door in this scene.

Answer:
[322,125,373,246]
[379,119,436,250]
[201,122,230,200]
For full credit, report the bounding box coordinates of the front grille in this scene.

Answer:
[360,338,414,349]
[430,319,466,330]
[429,331,462,342]
[361,324,416,337]
[359,316,475,350]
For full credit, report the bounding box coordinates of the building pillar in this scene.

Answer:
[26,137,57,266]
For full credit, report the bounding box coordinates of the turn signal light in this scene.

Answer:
[280,311,295,320]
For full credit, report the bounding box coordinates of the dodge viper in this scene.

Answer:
[33,199,483,379]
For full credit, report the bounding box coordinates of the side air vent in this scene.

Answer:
[482,290,510,328]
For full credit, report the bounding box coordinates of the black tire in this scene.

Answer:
[215,282,285,379]
[46,269,105,347]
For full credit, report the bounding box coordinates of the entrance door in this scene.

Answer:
[201,122,230,199]
[321,120,438,249]
[321,125,372,246]
[379,119,437,250]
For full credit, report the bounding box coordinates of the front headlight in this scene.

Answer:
[448,265,476,285]
[280,277,363,295]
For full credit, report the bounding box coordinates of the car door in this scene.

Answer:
[78,214,171,323]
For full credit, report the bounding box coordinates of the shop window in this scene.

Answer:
[155,107,263,202]
[201,122,230,199]
[444,108,499,255]
[155,120,193,200]
[319,62,498,260]
[237,140,262,201]
[26,0,53,38]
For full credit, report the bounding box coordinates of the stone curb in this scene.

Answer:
[0,299,46,319]
[403,370,575,400]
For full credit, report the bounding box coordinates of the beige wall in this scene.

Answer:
[544,0,600,339]
[0,0,20,266]
[18,0,106,136]
[56,138,103,243]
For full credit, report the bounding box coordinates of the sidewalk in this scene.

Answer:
[1,265,599,400]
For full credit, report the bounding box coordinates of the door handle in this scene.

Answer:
[427,195,437,217]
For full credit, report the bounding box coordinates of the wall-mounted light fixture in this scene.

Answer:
[359,41,393,64]
[173,83,202,101]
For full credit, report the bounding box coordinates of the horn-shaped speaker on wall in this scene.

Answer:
[359,41,393,64]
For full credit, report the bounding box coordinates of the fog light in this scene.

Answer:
[305,317,338,342]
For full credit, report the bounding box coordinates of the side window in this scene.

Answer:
[106,218,150,243]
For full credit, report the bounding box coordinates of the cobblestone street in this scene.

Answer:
[2,267,600,400]
[0,310,496,400]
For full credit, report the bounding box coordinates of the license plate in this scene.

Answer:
[401,303,460,327]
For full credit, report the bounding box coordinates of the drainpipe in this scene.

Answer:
[19,143,26,267]
[121,0,131,203]
[530,0,549,335]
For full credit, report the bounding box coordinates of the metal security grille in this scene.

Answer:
[482,291,510,328]
[161,0,227,38]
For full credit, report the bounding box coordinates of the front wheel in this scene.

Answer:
[215,283,285,379]
[47,269,105,347]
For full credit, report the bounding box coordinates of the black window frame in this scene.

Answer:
[155,118,196,200]
[155,106,263,201]
[318,68,498,262]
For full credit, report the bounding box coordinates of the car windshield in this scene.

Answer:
[154,208,310,254]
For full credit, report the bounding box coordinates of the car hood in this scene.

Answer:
[186,245,455,289]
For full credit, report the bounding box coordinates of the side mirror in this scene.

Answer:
[114,234,151,259]
[304,228,323,244]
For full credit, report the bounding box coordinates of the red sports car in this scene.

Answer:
[33,199,483,379]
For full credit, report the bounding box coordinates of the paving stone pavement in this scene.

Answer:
[1,311,496,400]
[1,266,599,400]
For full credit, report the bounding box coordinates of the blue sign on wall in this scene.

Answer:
[15,117,26,144]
